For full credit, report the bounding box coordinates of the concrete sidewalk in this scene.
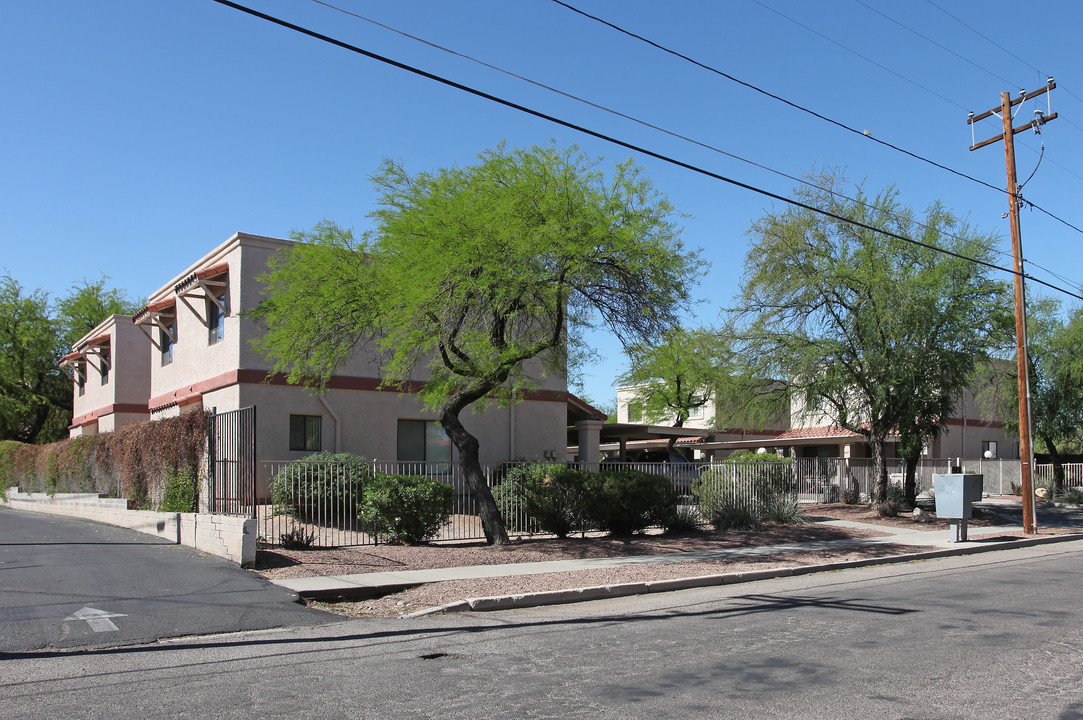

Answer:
[270,500,1083,613]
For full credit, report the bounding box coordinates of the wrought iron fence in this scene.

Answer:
[255,456,1036,549]
[205,406,256,517]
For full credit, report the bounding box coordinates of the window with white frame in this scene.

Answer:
[289,414,322,452]
[982,440,998,459]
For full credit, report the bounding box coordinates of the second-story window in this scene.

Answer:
[161,322,175,366]
[99,348,110,385]
[207,291,227,345]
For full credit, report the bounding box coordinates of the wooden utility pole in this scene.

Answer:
[968,79,1057,535]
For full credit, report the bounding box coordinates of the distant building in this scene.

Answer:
[614,372,1014,461]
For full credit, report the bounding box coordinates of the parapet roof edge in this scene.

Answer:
[146,232,293,303]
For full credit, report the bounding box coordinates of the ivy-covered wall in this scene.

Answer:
[0,411,208,510]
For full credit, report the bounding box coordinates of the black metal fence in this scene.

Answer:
[253,456,1040,549]
[206,406,256,517]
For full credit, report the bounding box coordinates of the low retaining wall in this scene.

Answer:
[3,488,256,567]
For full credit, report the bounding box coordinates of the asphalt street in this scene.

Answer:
[2,541,1082,719]
[0,507,341,652]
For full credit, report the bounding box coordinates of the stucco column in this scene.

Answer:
[576,419,604,469]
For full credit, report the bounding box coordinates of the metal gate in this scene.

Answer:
[207,406,256,517]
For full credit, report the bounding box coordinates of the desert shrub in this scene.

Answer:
[762,495,809,525]
[495,463,588,537]
[582,469,677,536]
[360,473,454,544]
[279,527,316,549]
[696,459,808,529]
[664,502,703,534]
[159,466,200,513]
[1056,487,1083,505]
[271,452,373,524]
[709,496,763,531]
[842,480,862,505]
[876,485,909,517]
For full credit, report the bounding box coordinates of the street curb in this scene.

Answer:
[403,532,1083,618]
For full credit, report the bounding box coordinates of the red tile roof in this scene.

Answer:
[175,261,229,293]
[773,425,864,440]
[132,298,177,323]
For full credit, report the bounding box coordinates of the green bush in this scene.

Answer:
[695,459,806,529]
[360,473,454,544]
[1057,487,1083,505]
[664,503,703,534]
[582,469,677,536]
[159,466,199,513]
[496,464,588,537]
[708,496,763,531]
[0,440,20,491]
[270,452,373,524]
[876,485,909,517]
[279,527,316,549]
[762,495,808,525]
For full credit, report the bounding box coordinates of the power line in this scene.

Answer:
[301,0,1026,275]
[546,3,996,196]
[924,0,1040,74]
[852,0,1021,90]
[923,0,1083,136]
[208,0,1083,303]
[550,0,1083,242]
[747,0,968,111]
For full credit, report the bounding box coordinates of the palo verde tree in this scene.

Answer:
[618,327,729,449]
[731,171,1009,513]
[251,144,700,544]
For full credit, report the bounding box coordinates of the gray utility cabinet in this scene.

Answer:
[933,473,984,542]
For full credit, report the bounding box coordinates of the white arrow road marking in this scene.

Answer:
[63,607,127,632]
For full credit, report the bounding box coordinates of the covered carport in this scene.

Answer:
[567,422,707,465]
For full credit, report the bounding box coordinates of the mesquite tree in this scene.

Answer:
[251,144,700,544]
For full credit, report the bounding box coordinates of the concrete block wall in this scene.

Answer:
[4,488,255,567]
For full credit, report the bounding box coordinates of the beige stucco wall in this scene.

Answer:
[148,239,247,400]
[94,231,569,498]
[239,381,567,497]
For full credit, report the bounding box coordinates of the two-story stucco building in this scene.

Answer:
[614,373,1015,462]
[65,232,581,497]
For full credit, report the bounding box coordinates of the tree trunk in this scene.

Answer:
[903,449,919,509]
[1044,435,1065,497]
[870,433,891,511]
[440,407,510,546]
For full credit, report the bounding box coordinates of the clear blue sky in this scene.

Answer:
[4,0,1082,408]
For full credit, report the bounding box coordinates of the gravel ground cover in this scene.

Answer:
[251,501,1060,618]
[303,542,934,618]
[255,521,891,580]
[805,502,1008,530]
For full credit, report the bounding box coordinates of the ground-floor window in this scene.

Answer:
[397,419,451,464]
[982,440,998,459]
[289,414,322,452]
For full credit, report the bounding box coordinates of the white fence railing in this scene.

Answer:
[256,457,1051,548]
